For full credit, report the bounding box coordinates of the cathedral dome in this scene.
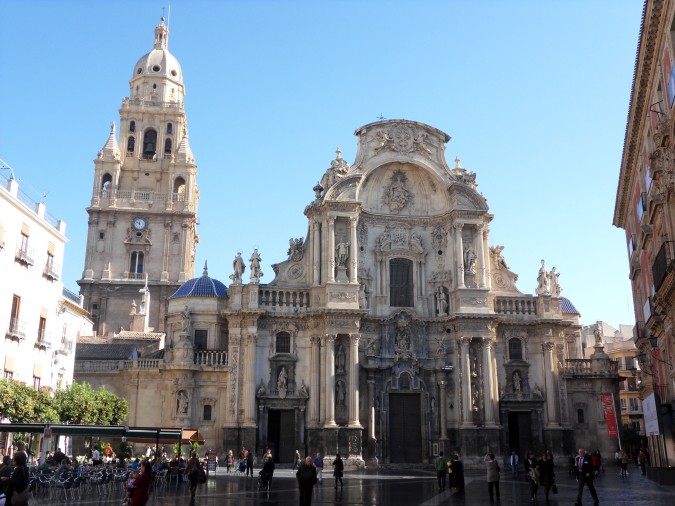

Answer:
[169,263,227,299]
[130,18,183,85]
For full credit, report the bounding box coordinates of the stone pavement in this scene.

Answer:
[31,464,674,505]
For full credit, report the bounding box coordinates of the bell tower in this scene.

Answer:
[78,18,199,336]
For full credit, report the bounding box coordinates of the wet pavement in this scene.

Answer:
[30,464,674,505]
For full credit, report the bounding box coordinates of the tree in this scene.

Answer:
[55,381,128,425]
[94,387,128,425]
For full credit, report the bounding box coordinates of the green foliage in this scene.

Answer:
[0,379,58,423]
[54,381,129,425]
[116,441,133,462]
[173,442,182,457]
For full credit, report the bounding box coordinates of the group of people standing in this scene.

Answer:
[434,451,465,492]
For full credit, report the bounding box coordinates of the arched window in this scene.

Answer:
[127,136,135,153]
[142,129,157,159]
[164,138,172,155]
[101,174,112,198]
[129,251,144,274]
[508,338,523,360]
[173,177,186,202]
[203,404,212,421]
[577,408,585,424]
[129,121,135,132]
[167,122,173,134]
[390,258,413,307]
[276,332,290,354]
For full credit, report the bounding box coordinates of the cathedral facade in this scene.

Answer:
[75,20,621,465]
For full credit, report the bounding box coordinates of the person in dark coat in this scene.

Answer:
[246,449,254,477]
[538,451,555,501]
[332,453,344,489]
[0,456,12,495]
[296,456,318,506]
[185,451,204,497]
[0,451,29,506]
[449,452,464,491]
[575,448,599,506]
[524,451,539,501]
[130,460,151,506]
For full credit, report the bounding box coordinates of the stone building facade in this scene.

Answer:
[614,0,675,481]
[76,19,623,465]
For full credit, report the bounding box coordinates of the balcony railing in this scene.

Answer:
[14,246,34,266]
[652,241,675,291]
[36,331,52,348]
[194,350,227,367]
[259,288,310,310]
[44,261,60,281]
[494,296,537,315]
[6,318,26,340]
[127,272,145,280]
[58,339,73,355]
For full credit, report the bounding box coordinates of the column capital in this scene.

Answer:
[459,336,472,347]
[542,341,555,352]
[349,333,360,345]
[328,216,336,226]
[246,334,257,344]
[453,222,464,232]
[482,336,496,349]
[324,334,337,345]
[350,216,358,225]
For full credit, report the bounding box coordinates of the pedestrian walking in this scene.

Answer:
[246,448,254,477]
[297,456,318,506]
[575,448,599,506]
[484,453,500,502]
[332,453,344,489]
[449,452,464,491]
[293,449,301,470]
[313,452,324,484]
[538,451,555,501]
[524,451,539,502]
[620,450,629,478]
[435,451,447,491]
[509,450,519,478]
[638,449,647,476]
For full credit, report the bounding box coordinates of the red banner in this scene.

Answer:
[600,393,618,438]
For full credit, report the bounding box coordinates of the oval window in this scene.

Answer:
[137,68,142,74]
[152,65,161,72]
[171,70,177,77]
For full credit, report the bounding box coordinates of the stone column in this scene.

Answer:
[482,225,491,290]
[348,333,362,427]
[460,337,473,427]
[349,217,358,283]
[312,218,320,286]
[319,336,326,426]
[454,223,465,288]
[324,334,337,427]
[475,224,486,288]
[328,217,336,282]
[438,379,448,439]
[309,336,321,426]
[367,373,376,440]
[543,341,560,426]
[244,334,257,425]
[482,337,497,427]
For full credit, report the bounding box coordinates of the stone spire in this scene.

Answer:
[175,126,195,164]
[98,122,120,160]
[154,17,169,50]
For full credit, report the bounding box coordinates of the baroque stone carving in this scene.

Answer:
[376,223,424,253]
[287,237,304,261]
[490,245,508,270]
[382,170,412,213]
[373,123,434,157]
[329,292,357,302]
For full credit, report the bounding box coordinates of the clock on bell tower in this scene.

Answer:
[78,18,199,336]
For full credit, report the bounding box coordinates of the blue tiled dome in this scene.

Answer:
[561,297,579,315]
[169,262,227,299]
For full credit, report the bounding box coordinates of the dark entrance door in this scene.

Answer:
[508,411,532,455]
[267,410,295,463]
[389,393,422,462]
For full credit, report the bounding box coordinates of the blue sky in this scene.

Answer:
[1,0,642,328]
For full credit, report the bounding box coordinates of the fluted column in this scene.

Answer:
[543,341,560,426]
[460,337,472,427]
[244,334,257,425]
[312,218,320,286]
[319,336,326,425]
[482,225,491,290]
[367,373,376,439]
[309,336,321,426]
[349,217,358,283]
[454,223,465,288]
[482,337,497,426]
[438,379,448,439]
[328,217,336,282]
[324,334,337,427]
[476,224,486,288]
[348,333,361,427]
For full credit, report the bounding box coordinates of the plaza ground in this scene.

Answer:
[29,462,675,505]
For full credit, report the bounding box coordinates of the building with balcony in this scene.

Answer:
[614,0,675,482]
[0,170,92,399]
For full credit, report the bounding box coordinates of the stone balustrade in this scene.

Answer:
[561,358,619,375]
[494,296,537,315]
[259,288,310,310]
[194,350,228,367]
[75,359,161,372]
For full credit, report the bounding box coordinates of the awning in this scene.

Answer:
[181,429,205,445]
[0,424,182,441]
[125,428,182,444]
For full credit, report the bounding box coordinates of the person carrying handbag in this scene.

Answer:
[0,452,29,506]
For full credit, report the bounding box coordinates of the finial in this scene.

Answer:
[335,147,342,160]
[110,121,116,133]
[203,260,209,277]
[454,156,461,169]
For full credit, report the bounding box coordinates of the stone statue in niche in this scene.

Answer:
[365,335,377,356]
[535,259,550,295]
[176,390,189,415]
[593,327,602,346]
[277,367,288,399]
[230,252,245,284]
[336,380,346,407]
[257,380,266,397]
[181,305,191,333]
[359,284,368,309]
[335,241,350,267]
[464,244,477,273]
[394,317,413,361]
[436,286,448,316]
[382,170,411,213]
[335,345,346,374]
[299,380,309,398]
[513,371,522,394]
[249,249,263,281]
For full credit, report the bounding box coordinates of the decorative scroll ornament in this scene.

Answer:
[373,124,433,156]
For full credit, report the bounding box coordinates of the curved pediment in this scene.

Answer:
[449,183,488,212]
